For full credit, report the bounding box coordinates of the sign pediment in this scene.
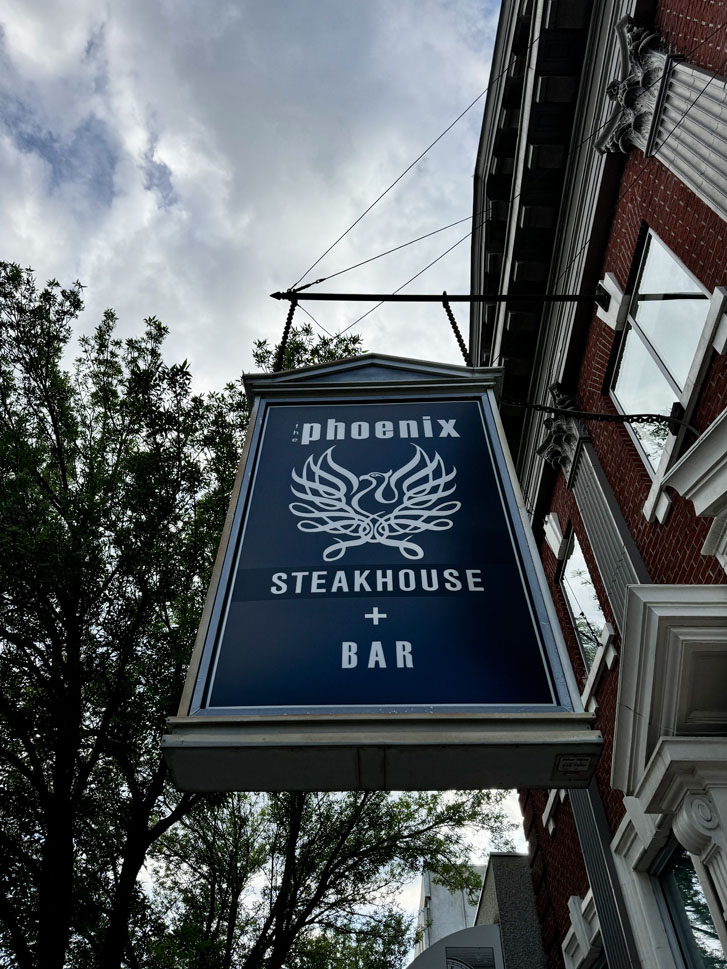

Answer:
[245,353,498,400]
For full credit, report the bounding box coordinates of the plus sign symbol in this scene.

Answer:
[364,607,387,626]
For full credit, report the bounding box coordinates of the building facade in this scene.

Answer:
[414,867,486,957]
[470,1,727,968]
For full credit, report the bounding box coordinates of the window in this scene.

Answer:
[559,531,607,671]
[655,842,727,969]
[611,232,710,471]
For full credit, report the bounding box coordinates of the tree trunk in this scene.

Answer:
[36,804,75,969]
[97,831,149,969]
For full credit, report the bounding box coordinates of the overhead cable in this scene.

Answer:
[293,214,476,292]
[289,33,540,290]
[298,19,723,345]
[339,21,725,343]
[335,227,476,335]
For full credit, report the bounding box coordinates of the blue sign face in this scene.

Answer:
[201,398,557,712]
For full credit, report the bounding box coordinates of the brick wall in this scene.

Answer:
[519,4,727,958]
[656,0,727,72]
[578,151,727,587]
[520,786,589,969]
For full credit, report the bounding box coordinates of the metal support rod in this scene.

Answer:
[271,290,610,308]
[501,398,698,437]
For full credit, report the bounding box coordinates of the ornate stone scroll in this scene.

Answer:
[596,17,669,154]
[536,383,582,474]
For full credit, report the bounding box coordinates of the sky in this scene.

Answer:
[2,2,525,942]
[1,0,500,391]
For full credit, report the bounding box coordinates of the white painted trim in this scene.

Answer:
[562,890,602,969]
[612,585,727,796]
[634,737,727,951]
[610,586,727,962]
[663,406,727,518]
[703,512,727,575]
[643,288,727,522]
[596,272,629,331]
[544,512,568,560]
[611,805,684,969]
[580,623,617,711]
[541,788,566,835]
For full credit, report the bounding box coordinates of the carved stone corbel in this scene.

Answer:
[536,383,586,482]
[673,791,727,923]
[673,793,721,856]
[596,17,669,154]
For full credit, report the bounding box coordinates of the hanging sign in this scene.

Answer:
[163,355,600,790]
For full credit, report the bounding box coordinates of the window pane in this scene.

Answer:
[638,235,703,296]
[633,298,707,390]
[612,325,675,470]
[560,533,606,670]
[660,845,727,969]
[633,235,709,389]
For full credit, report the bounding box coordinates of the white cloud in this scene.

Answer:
[0,0,498,389]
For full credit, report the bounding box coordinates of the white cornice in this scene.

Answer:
[662,406,727,518]
[612,585,727,795]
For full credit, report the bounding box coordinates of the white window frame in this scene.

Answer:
[601,230,727,524]
[662,407,727,574]
[610,584,727,969]
[557,528,609,677]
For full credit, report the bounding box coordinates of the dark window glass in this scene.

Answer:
[559,532,606,671]
[658,844,727,969]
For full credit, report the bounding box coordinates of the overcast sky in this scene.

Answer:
[1,0,498,388]
[2,3,521,930]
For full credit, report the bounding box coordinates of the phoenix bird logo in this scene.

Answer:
[289,445,460,561]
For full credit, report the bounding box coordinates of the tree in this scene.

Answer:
[148,790,512,969]
[0,264,513,969]
[252,320,362,373]
[0,264,361,969]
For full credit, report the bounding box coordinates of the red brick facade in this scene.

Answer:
[517,4,727,966]
[656,0,727,72]
[577,150,727,587]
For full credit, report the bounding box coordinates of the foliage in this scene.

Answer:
[0,263,255,969]
[668,850,726,968]
[0,264,511,969]
[252,320,362,373]
[148,791,512,969]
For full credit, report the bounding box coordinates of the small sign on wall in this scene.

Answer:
[163,354,600,790]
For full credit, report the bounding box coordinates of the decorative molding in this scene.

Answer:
[536,384,584,476]
[615,796,672,871]
[672,793,720,856]
[612,585,727,796]
[562,890,603,969]
[611,806,690,969]
[595,17,669,154]
[611,743,727,964]
[635,738,727,940]
[663,406,727,519]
